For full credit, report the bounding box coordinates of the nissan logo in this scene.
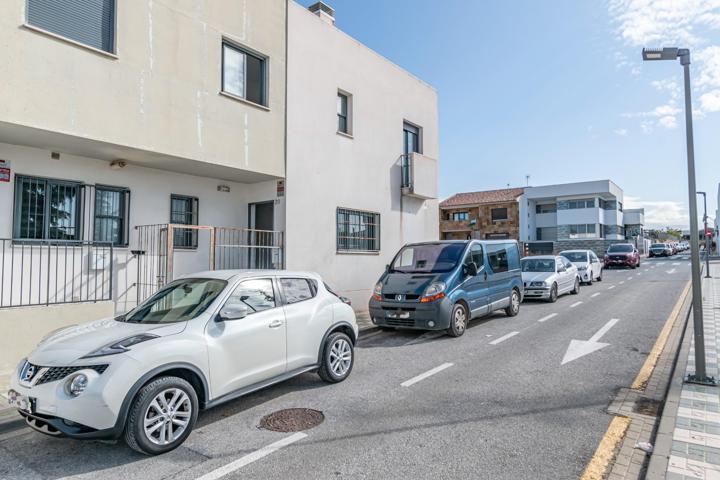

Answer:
[20,362,36,382]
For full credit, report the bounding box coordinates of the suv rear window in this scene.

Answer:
[280,278,315,304]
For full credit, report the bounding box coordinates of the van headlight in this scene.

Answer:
[372,282,383,301]
[64,373,88,397]
[420,282,446,303]
[81,333,159,359]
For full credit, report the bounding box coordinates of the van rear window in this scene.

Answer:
[390,243,466,273]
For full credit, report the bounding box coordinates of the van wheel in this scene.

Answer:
[318,332,354,383]
[571,277,580,294]
[504,289,520,317]
[446,303,467,337]
[547,284,558,303]
[124,376,199,455]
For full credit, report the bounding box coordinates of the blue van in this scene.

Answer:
[368,240,523,337]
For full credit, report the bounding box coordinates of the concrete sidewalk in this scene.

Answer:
[648,261,720,479]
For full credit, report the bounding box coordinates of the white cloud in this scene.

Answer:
[700,89,720,111]
[614,128,629,136]
[640,120,654,134]
[608,0,720,121]
[624,196,688,228]
[658,115,678,128]
[622,102,681,128]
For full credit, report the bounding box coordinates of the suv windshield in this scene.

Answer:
[521,258,556,272]
[124,278,227,324]
[560,252,587,262]
[607,244,634,253]
[391,243,466,273]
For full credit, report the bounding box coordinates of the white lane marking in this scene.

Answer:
[561,318,620,365]
[538,313,558,323]
[673,262,681,266]
[489,331,520,345]
[591,292,601,298]
[627,276,633,280]
[608,285,616,290]
[619,281,625,285]
[401,363,454,387]
[570,301,583,308]
[667,268,676,274]
[637,273,642,276]
[195,432,307,480]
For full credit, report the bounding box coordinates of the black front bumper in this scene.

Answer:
[18,410,119,440]
[368,297,453,330]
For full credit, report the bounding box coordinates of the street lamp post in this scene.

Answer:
[642,47,714,385]
[698,191,711,278]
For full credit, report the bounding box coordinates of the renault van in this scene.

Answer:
[368,240,523,337]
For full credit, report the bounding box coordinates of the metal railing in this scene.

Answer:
[400,153,413,189]
[0,239,113,308]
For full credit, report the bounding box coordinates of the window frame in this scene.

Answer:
[170,194,200,250]
[12,174,83,242]
[221,39,269,108]
[278,277,317,306]
[337,90,352,136]
[336,207,381,254]
[486,243,509,273]
[93,185,130,247]
[452,211,469,221]
[24,0,118,56]
[491,207,508,222]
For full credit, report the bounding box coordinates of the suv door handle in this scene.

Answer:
[269,320,284,328]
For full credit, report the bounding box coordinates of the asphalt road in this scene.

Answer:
[0,255,692,480]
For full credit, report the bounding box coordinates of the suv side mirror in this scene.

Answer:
[557,265,566,273]
[217,304,249,322]
[465,262,479,276]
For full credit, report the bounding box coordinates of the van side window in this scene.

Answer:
[486,244,509,273]
[464,243,484,268]
[504,243,520,270]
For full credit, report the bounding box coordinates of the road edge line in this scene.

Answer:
[630,279,691,390]
[579,415,631,480]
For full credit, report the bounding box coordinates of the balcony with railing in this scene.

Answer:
[401,153,438,200]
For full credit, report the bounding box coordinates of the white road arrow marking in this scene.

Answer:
[561,318,619,365]
[667,268,676,274]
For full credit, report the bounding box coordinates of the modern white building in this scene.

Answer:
[520,180,644,254]
[285,2,438,307]
[0,1,439,378]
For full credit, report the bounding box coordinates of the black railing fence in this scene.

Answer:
[0,239,113,308]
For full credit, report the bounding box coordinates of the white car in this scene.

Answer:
[558,249,603,284]
[521,255,581,302]
[8,270,358,455]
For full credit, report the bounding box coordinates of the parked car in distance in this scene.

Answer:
[369,240,523,338]
[604,243,641,269]
[558,249,603,284]
[521,255,580,302]
[649,243,673,257]
[8,271,357,455]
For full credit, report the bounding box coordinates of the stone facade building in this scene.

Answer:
[439,188,524,240]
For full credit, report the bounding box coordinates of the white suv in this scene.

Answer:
[7,270,358,455]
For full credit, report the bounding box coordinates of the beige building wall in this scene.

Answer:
[0,0,287,179]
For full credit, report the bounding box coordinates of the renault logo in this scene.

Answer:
[395,294,405,301]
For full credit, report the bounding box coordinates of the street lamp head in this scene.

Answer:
[642,47,679,61]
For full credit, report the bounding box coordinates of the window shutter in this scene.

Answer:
[27,0,116,53]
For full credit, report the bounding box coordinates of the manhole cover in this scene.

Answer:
[633,397,663,416]
[258,408,325,432]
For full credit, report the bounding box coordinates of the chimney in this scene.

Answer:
[308,1,335,25]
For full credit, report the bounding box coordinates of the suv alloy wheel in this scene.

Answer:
[318,332,354,383]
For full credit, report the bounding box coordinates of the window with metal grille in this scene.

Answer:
[336,208,380,253]
[222,41,267,106]
[13,175,81,241]
[170,195,199,249]
[26,0,116,53]
[94,186,129,246]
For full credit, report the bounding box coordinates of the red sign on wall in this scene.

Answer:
[0,159,10,183]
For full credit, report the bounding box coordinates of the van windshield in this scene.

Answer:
[390,243,466,273]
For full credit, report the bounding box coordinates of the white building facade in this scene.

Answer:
[0,1,439,376]
[285,2,439,307]
[520,180,644,255]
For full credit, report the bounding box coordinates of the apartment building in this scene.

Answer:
[285,3,438,307]
[439,188,524,240]
[0,1,439,374]
[440,180,645,256]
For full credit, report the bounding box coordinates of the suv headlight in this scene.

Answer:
[81,333,159,359]
[64,373,88,397]
[420,282,446,303]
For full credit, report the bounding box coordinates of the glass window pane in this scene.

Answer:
[245,53,263,105]
[223,45,244,98]
[225,279,276,314]
[48,183,78,240]
[280,278,314,304]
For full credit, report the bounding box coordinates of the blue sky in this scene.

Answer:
[297,0,720,228]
